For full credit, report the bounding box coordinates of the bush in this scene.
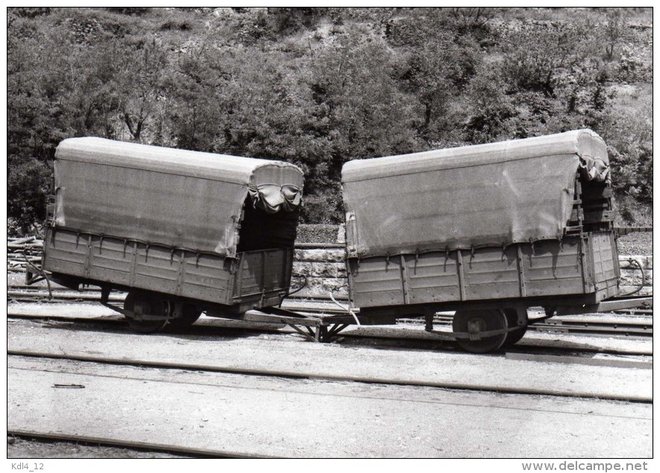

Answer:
[8,157,53,234]
[299,192,343,224]
[296,224,341,243]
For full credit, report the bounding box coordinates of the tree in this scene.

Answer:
[115,38,170,142]
[603,8,626,61]
[462,63,516,143]
[6,7,653,229]
[308,26,421,167]
[502,20,589,97]
[8,156,53,234]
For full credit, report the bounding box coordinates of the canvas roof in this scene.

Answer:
[341,129,609,258]
[53,138,303,257]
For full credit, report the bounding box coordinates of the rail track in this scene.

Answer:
[7,310,652,401]
[7,282,653,458]
[8,284,654,363]
[7,311,653,458]
[7,317,652,369]
[8,286,653,339]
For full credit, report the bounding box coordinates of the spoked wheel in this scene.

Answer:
[452,309,508,353]
[503,308,528,346]
[123,291,169,333]
[168,303,202,329]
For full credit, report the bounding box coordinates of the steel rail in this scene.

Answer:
[7,350,651,403]
[8,294,654,341]
[8,309,653,358]
[9,303,653,340]
[7,430,273,459]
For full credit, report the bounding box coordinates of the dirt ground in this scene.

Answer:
[616,232,652,255]
[7,436,188,459]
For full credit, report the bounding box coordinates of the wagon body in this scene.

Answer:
[43,137,303,314]
[43,230,294,312]
[346,233,618,316]
[341,129,619,316]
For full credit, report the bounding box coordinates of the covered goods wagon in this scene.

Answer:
[342,129,620,351]
[43,137,304,331]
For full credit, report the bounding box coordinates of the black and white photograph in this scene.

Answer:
[4,3,654,466]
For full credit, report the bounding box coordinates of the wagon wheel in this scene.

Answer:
[123,291,169,333]
[452,309,508,353]
[503,308,528,346]
[168,303,202,329]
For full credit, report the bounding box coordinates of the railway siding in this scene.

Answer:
[7,319,652,401]
[7,356,652,458]
[7,302,654,355]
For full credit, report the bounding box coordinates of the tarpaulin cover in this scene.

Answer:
[53,137,304,257]
[341,129,609,258]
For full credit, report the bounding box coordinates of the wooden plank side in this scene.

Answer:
[43,229,233,305]
[348,257,405,307]
[404,252,460,304]
[351,238,595,308]
[180,253,231,305]
[42,229,88,277]
[87,236,133,286]
[463,246,520,300]
[133,245,180,295]
[232,249,292,302]
[523,239,585,297]
[590,232,619,299]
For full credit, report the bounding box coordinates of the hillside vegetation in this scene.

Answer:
[7,7,652,234]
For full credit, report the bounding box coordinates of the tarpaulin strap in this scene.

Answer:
[99,235,104,254]
[170,248,176,264]
[75,232,80,248]
[145,244,150,262]
[123,239,128,258]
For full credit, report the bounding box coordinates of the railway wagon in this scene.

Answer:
[342,129,621,352]
[41,137,304,331]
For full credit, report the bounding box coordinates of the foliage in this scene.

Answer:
[462,63,516,143]
[603,9,627,61]
[598,101,652,209]
[7,157,53,234]
[7,7,653,230]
